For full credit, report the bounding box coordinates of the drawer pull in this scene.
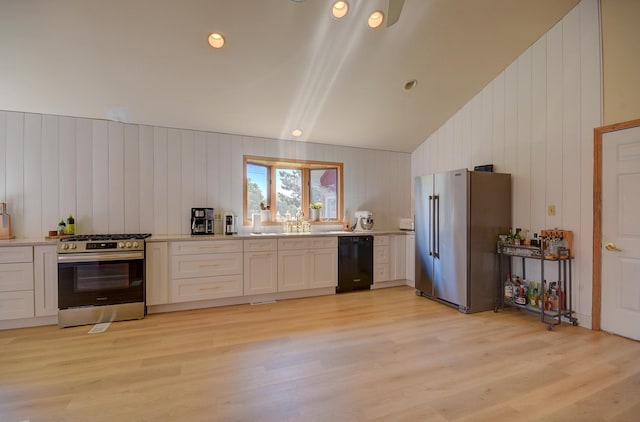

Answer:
[200,246,221,249]
[252,253,272,257]
[199,263,221,267]
[199,286,221,291]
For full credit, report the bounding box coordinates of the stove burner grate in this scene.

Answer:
[60,233,152,242]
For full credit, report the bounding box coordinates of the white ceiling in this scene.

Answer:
[0,0,580,153]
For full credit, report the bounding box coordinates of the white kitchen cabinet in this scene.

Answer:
[171,253,243,279]
[405,234,415,287]
[244,239,278,295]
[172,274,244,303]
[146,242,169,306]
[390,234,406,281]
[374,235,390,283]
[33,245,58,317]
[308,237,338,289]
[0,246,34,321]
[171,240,242,255]
[278,248,309,292]
[169,240,243,303]
[0,247,33,264]
[278,237,337,292]
[374,235,407,284]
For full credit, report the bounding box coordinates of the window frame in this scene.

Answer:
[243,155,344,226]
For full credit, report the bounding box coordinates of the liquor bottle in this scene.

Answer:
[66,214,75,235]
[504,274,513,302]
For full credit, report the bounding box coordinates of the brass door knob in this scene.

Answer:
[605,242,623,252]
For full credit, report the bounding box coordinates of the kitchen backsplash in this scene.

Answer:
[0,111,411,237]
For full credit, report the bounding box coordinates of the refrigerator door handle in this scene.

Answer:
[433,195,440,259]
[428,195,433,256]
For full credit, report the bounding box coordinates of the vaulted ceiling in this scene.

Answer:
[0,0,580,152]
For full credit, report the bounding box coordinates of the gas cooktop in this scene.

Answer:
[60,233,152,242]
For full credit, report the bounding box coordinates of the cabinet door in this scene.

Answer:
[34,245,58,317]
[0,291,34,320]
[309,247,337,288]
[146,242,169,305]
[244,251,278,295]
[374,238,390,283]
[389,235,406,281]
[278,249,308,292]
[405,234,415,286]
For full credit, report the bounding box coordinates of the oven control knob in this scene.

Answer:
[61,243,69,250]
[118,242,125,248]
[132,241,139,248]
[70,243,77,250]
[125,242,132,248]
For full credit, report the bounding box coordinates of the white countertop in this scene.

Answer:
[0,231,415,246]
[0,237,58,247]
[147,230,412,242]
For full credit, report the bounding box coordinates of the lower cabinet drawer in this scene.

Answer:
[171,275,243,303]
[374,263,389,283]
[0,263,34,292]
[0,290,35,320]
[171,253,243,279]
[0,246,33,264]
[374,246,389,263]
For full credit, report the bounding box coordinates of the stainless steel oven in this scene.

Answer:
[57,234,150,328]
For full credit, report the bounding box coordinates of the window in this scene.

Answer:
[243,156,343,225]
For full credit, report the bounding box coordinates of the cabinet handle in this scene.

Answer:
[199,286,221,291]
[200,246,221,249]
[199,263,221,267]
[252,253,272,257]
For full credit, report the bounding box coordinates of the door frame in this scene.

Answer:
[592,118,640,331]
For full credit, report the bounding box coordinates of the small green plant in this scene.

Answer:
[310,202,323,210]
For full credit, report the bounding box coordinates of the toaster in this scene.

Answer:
[399,218,414,231]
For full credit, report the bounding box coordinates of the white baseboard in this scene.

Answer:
[147,287,336,314]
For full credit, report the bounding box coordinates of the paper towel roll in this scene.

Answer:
[252,213,261,232]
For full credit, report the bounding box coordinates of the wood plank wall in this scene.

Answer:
[0,114,411,237]
[411,0,602,326]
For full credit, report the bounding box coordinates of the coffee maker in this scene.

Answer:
[224,212,238,235]
[191,208,214,235]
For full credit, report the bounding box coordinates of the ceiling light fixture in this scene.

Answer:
[208,32,225,49]
[292,129,303,137]
[403,79,418,91]
[332,1,349,19]
[368,11,384,29]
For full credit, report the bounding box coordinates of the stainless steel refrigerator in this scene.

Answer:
[415,169,511,313]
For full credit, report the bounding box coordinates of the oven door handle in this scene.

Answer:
[57,252,144,263]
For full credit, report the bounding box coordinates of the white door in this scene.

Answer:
[602,125,640,340]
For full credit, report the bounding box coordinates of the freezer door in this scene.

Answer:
[434,169,469,307]
[467,171,512,312]
[414,175,435,295]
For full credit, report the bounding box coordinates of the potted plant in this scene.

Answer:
[310,202,322,221]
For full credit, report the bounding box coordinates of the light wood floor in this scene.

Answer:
[1,286,639,422]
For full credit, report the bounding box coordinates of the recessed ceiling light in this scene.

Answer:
[404,79,418,91]
[208,32,225,49]
[292,129,303,137]
[368,11,384,29]
[332,1,349,19]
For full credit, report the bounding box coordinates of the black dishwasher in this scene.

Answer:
[337,235,374,293]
